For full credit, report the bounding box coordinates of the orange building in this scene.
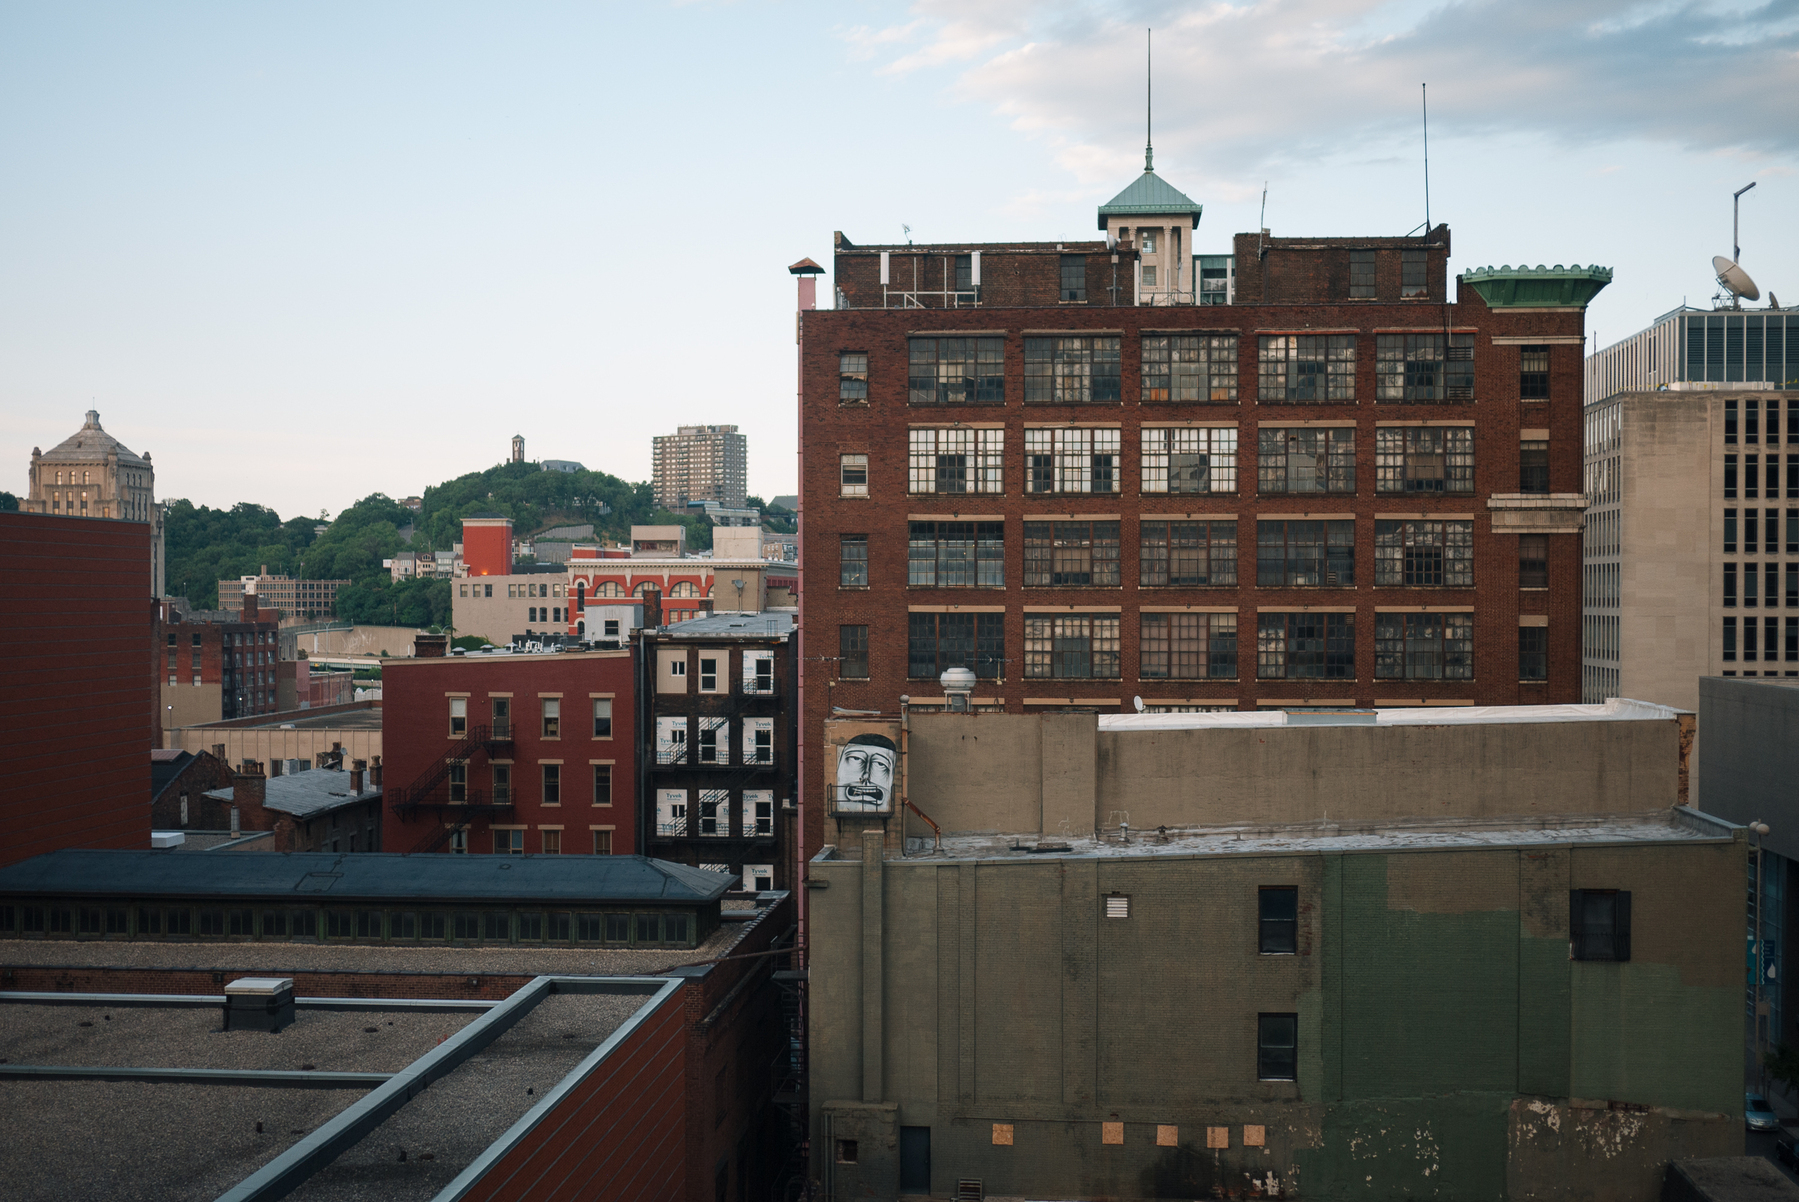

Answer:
[460,513,513,577]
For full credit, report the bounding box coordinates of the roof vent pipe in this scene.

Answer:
[940,667,977,713]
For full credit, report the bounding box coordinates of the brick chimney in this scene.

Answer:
[369,755,383,787]
[350,759,365,794]
[241,591,260,625]
[231,761,271,831]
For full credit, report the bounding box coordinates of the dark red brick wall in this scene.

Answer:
[382,651,636,856]
[1232,227,1453,304]
[835,239,1125,309]
[1,513,152,866]
[798,263,1588,857]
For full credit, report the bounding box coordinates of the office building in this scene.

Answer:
[1585,304,1799,398]
[218,569,350,623]
[22,409,165,596]
[652,424,748,510]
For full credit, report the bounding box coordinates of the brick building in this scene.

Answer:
[382,646,637,857]
[217,568,350,622]
[797,173,1612,858]
[22,409,166,595]
[1,512,153,867]
[156,593,283,726]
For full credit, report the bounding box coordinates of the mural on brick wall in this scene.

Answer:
[828,720,900,815]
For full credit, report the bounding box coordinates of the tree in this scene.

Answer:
[0,491,18,512]
[1767,1043,1799,1097]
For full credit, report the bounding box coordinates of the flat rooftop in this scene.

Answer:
[248,708,384,731]
[1097,697,1683,731]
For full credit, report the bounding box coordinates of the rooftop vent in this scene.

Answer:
[939,666,977,712]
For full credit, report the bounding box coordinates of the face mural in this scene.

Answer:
[834,733,897,813]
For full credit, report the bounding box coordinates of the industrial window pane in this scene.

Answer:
[1256,613,1355,679]
[1023,337,1121,403]
[1140,427,1237,494]
[1024,427,1120,494]
[908,338,1004,406]
[1259,887,1298,953]
[840,535,868,586]
[1519,346,1550,399]
[1374,520,1473,587]
[1023,521,1120,587]
[1375,334,1473,402]
[1256,520,1356,587]
[1140,520,1236,587]
[1520,441,1549,493]
[635,913,662,944]
[1349,250,1375,298]
[1023,614,1121,679]
[909,612,1004,680]
[839,625,870,679]
[1375,613,1474,680]
[1258,1013,1298,1080]
[1141,334,1238,402]
[1257,335,1356,403]
[908,521,1004,588]
[1401,249,1427,297]
[839,352,868,404]
[1375,427,1474,493]
[908,429,1004,494]
[1519,627,1548,680]
[1258,427,1355,493]
[1140,612,1237,680]
[1519,536,1549,589]
[1060,255,1087,303]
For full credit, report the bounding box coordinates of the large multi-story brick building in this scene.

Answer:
[22,410,166,596]
[797,169,1612,856]
[156,594,283,725]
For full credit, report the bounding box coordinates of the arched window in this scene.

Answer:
[594,580,625,598]
[633,582,658,597]
[669,581,700,598]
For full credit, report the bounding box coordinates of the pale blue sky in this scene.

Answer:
[3,1,1795,517]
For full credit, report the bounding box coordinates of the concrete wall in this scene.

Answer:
[288,624,423,658]
[809,833,1743,1200]
[1698,677,1799,858]
[898,712,1684,839]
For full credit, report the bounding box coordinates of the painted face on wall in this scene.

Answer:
[835,734,897,812]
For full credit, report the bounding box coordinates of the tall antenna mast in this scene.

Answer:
[1145,28,1153,173]
[1421,83,1431,233]
[1734,181,1756,262]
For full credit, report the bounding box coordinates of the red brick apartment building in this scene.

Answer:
[156,594,282,727]
[383,647,636,856]
[0,512,153,866]
[797,170,1612,851]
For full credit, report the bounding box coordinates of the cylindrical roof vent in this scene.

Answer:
[940,667,977,713]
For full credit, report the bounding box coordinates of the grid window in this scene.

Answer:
[839,353,868,404]
[1257,613,1355,679]
[839,625,870,679]
[1258,427,1355,494]
[541,697,560,738]
[449,697,467,737]
[492,763,511,804]
[1375,520,1473,587]
[697,790,728,836]
[1725,455,1737,499]
[1259,887,1298,953]
[1520,441,1550,493]
[1401,249,1428,296]
[447,762,467,803]
[1024,521,1121,587]
[909,612,1005,679]
[1141,427,1237,494]
[1349,250,1376,298]
[1256,520,1356,587]
[1060,255,1086,302]
[743,718,774,765]
[1141,334,1239,402]
[1569,889,1630,961]
[908,338,1004,406]
[1519,535,1549,589]
[1375,427,1474,493]
[840,535,868,587]
[494,829,523,854]
[1376,334,1474,401]
[592,698,612,738]
[1519,346,1550,399]
[1140,612,1237,679]
[1787,616,1798,662]
[592,764,612,806]
[697,717,726,764]
[1727,400,1740,443]
[1258,335,1357,403]
[1258,1014,1299,1080]
[1024,337,1121,404]
[908,428,1004,494]
[1026,427,1120,494]
[840,454,868,497]
[1024,614,1121,679]
[1375,612,1474,680]
[1140,520,1237,587]
[908,521,1005,588]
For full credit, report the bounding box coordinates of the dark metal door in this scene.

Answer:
[900,1126,930,1193]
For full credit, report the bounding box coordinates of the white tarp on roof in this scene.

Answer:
[1097,697,1682,732]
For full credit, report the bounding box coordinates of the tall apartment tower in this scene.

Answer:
[651,425,748,510]
[797,166,1611,856]
[24,410,165,596]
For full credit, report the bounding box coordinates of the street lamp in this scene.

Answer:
[1753,820,1773,1096]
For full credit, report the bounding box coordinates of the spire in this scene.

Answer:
[1145,28,1154,173]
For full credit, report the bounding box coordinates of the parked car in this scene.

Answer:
[1775,1133,1798,1167]
[1747,1092,1782,1132]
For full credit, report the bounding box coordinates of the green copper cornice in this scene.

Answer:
[1462,264,1613,309]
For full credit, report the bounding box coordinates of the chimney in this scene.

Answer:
[413,633,448,658]
[369,755,383,787]
[350,759,366,793]
[231,760,268,828]
[213,743,227,761]
[241,591,260,625]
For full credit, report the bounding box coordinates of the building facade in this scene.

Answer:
[382,647,637,858]
[799,175,1610,859]
[652,424,749,510]
[157,594,283,726]
[1585,305,1798,398]
[218,570,350,623]
[22,410,165,596]
[639,613,796,892]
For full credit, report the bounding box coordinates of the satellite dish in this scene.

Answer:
[1714,256,1761,302]
[1133,696,1145,713]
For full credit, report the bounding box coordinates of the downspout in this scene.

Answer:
[897,696,941,855]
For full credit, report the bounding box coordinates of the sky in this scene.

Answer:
[3,1,1795,520]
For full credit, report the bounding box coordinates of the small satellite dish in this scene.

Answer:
[1714,256,1761,302]
[1133,696,1145,713]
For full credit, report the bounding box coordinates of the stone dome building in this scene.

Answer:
[25,409,165,595]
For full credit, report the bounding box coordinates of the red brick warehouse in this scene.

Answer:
[795,166,1610,853]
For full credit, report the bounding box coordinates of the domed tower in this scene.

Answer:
[25,410,165,595]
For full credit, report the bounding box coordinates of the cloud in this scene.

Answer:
[856,0,1799,180]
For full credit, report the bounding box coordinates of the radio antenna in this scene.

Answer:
[1422,83,1431,233]
[1144,28,1153,173]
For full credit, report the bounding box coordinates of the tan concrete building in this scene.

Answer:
[651,424,747,509]
[1581,388,1797,710]
[23,410,164,595]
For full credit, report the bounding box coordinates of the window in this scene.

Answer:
[1140,265,1158,286]
[492,763,511,804]
[1258,1014,1298,1081]
[1258,428,1355,493]
[839,353,868,404]
[744,718,774,764]
[1519,535,1548,589]
[541,697,560,737]
[1259,886,1298,953]
[699,657,720,692]
[1024,614,1121,679]
[1258,335,1356,403]
[1024,520,1120,587]
[1141,334,1238,402]
[1256,520,1356,587]
[1374,520,1473,587]
[840,454,868,497]
[1725,455,1738,499]
[1139,230,1157,253]
[1376,334,1474,402]
[593,829,613,855]
[492,696,511,738]
[1026,427,1120,494]
[839,625,869,679]
[590,698,611,739]
[1349,249,1375,298]
[1519,346,1550,399]
[1376,612,1473,680]
[1141,427,1237,494]
[743,649,775,693]
[448,762,467,803]
[1725,563,1738,607]
[1140,520,1237,587]
[1141,612,1237,679]
[1024,337,1121,403]
[494,829,524,855]
[542,764,561,805]
[1520,626,1548,680]
[1569,889,1631,961]
[743,792,774,837]
[656,717,689,765]
[909,612,1005,679]
[1401,249,1428,297]
[1375,427,1474,493]
[840,535,868,587]
[449,697,467,737]
[1257,613,1355,679]
[697,717,726,764]
[1104,893,1130,919]
[1520,441,1549,493]
[908,338,1004,405]
[696,790,728,836]
[908,521,1005,589]
[908,428,1003,494]
[1060,254,1086,302]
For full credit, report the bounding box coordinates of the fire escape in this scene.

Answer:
[392,721,516,853]
[651,681,781,849]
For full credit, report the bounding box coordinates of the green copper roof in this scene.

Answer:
[1097,171,1203,230]
[1462,264,1613,309]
